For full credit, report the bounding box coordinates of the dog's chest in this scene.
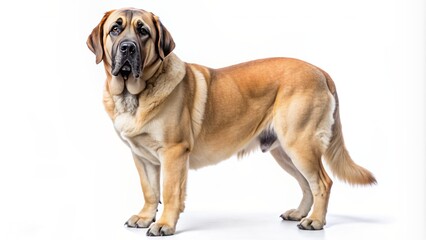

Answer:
[113,93,163,163]
[113,92,139,116]
[113,93,139,134]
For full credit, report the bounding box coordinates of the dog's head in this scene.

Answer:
[87,8,175,95]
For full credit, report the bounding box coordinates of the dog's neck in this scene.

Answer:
[111,53,186,137]
[141,53,185,95]
[111,55,172,115]
[140,58,164,83]
[112,53,185,116]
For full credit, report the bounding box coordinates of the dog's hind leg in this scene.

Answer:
[273,90,335,230]
[270,147,313,221]
[283,145,332,230]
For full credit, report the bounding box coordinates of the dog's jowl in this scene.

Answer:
[87,8,376,236]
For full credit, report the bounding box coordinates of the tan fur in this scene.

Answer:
[87,8,376,236]
[324,91,377,185]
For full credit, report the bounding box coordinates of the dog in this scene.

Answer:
[87,8,376,236]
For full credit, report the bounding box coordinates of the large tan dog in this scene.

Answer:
[87,8,376,236]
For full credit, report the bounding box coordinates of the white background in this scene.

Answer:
[0,0,425,239]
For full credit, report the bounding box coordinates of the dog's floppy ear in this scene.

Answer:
[153,15,175,60]
[87,10,113,64]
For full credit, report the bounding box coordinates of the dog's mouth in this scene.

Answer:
[119,61,132,80]
[111,59,141,80]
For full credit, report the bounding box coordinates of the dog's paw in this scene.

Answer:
[124,215,155,228]
[280,209,307,221]
[146,222,175,236]
[297,217,324,230]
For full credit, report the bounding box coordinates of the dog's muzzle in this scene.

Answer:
[111,40,141,80]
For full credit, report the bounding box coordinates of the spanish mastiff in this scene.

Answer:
[87,8,376,236]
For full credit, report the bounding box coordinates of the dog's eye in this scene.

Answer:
[110,25,121,36]
[138,26,150,36]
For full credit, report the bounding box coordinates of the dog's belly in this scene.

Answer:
[188,122,277,169]
[188,104,276,169]
[189,143,241,169]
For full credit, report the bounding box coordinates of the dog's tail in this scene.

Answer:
[323,72,377,185]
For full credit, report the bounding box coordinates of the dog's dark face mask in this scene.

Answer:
[87,8,175,95]
[110,17,144,81]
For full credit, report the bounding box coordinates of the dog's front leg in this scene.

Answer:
[125,154,160,228]
[147,143,189,236]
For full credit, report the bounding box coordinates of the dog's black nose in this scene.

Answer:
[120,41,137,55]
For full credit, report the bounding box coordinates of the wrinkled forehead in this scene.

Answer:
[103,8,155,33]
